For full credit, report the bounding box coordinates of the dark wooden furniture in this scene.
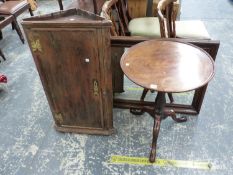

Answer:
[57,0,105,15]
[102,0,213,106]
[112,37,219,115]
[22,9,114,135]
[103,0,162,94]
[102,0,219,114]
[0,0,33,18]
[101,0,159,37]
[0,0,34,42]
[120,39,214,162]
[0,14,25,60]
[0,14,24,43]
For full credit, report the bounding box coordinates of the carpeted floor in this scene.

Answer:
[0,0,233,174]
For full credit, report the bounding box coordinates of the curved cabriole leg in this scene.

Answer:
[165,109,187,123]
[149,114,161,163]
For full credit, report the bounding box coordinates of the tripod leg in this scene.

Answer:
[149,92,165,162]
[165,109,187,123]
[149,114,161,163]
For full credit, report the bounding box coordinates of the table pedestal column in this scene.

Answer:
[130,89,174,115]
[149,92,187,163]
[149,92,165,162]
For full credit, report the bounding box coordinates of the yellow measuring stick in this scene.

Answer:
[126,87,143,91]
[125,87,191,97]
[110,155,212,170]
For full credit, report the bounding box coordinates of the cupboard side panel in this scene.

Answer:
[97,28,113,130]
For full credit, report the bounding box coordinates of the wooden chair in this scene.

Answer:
[0,14,24,60]
[101,0,166,37]
[101,0,174,106]
[0,0,34,41]
[27,0,37,11]
[101,0,125,36]
[0,14,24,42]
[0,0,33,17]
[157,0,210,39]
[127,0,163,37]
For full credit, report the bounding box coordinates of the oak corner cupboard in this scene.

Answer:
[22,8,114,135]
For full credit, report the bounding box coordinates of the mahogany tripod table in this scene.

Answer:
[120,40,215,163]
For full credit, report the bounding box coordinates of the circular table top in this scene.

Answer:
[120,40,215,93]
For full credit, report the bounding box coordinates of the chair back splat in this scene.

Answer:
[101,0,158,36]
[146,0,154,17]
[157,0,176,38]
[157,0,210,39]
[101,0,129,36]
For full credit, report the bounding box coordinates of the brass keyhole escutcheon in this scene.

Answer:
[93,80,99,96]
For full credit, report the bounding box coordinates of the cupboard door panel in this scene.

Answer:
[30,29,103,128]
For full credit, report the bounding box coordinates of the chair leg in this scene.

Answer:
[0,48,6,61]
[0,30,2,40]
[13,19,25,44]
[29,7,34,16]
[58,0,64,10]
[93,0,98,14]
[11,22,15,30]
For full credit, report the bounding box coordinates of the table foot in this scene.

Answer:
[130,88,149,115]
[165,109,187,123]
[130,108,144,115]
[149,114,161,163]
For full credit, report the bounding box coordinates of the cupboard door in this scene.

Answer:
[29,29,103,128]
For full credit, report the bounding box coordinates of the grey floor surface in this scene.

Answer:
[0,0,233,174]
